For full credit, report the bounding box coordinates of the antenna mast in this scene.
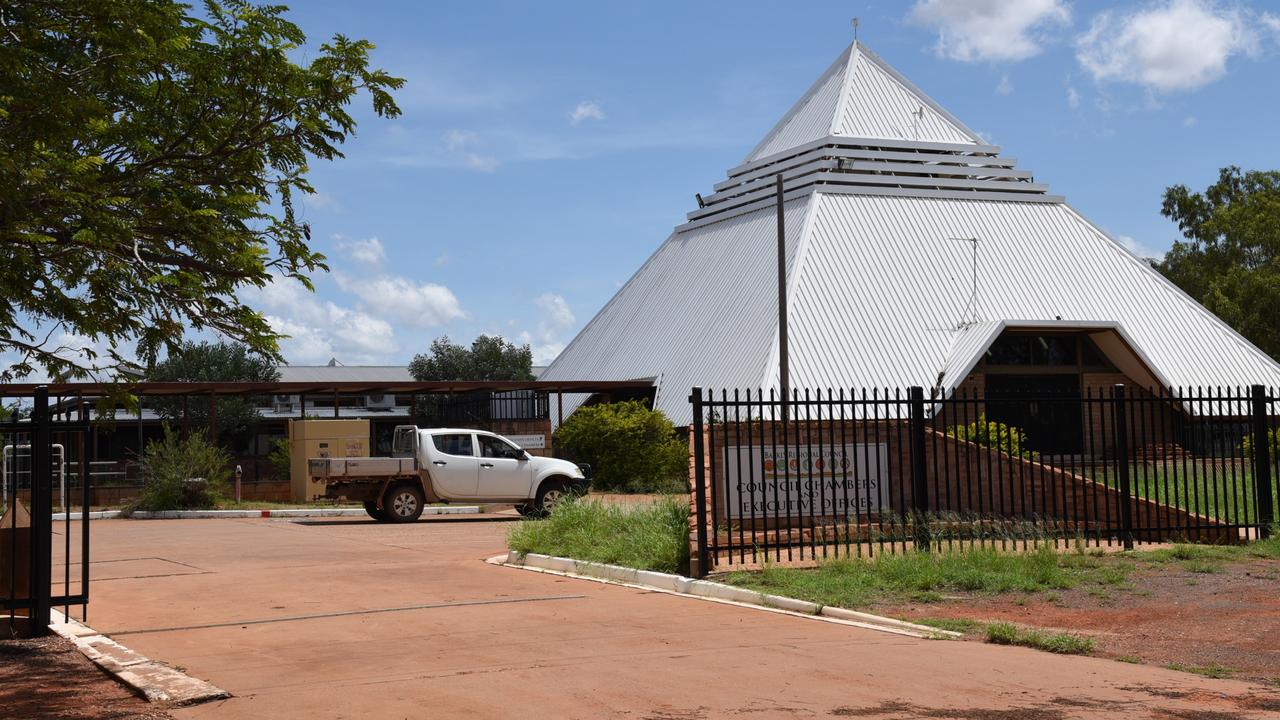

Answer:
[952,237,981,328]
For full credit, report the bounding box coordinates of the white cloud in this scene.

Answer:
[433,252,449,268]
[520,293,576,365]
[303,191,341,212]
[246,275,398,364]
[444,129,479,151]
[463,153,500,172]
[1116,234,1166,262]
[1183,115,1198,127]
[441,129,500,172]
[1076,0,1257,92]
[1066,85,1080,108]
[1262,13,1280,36]
[908,0,1071,62]
[569,100,606,126]
[334,274,465,328]
[334,235,385,265]
[995,74,1013,95]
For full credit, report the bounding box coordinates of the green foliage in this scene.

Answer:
[946,415,1031,458]
[507,496,690,574]
[985,622,1094,655]
[135,427,232,511]
[148,340,279,444]
[269,438,291,481]
[408,335,534,381]
[1241,427,1280,459]
[553,401,688,493]
[0,0,403,381]
[1158,167,1280,359]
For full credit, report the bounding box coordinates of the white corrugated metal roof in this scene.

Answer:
[745,41,978,163]
[538,198,814,422]
[542,41,1280,426]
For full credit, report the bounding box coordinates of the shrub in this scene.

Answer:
[1241,428,1280,459]
[947,415,1032,458]
[269,438,291,480]
[507,496,690,573]
[554,401,689,493]
[134,428,232,511]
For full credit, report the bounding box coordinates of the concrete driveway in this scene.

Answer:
[73,516,1280,719]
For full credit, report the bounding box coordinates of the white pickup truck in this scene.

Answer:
[308,425,591,522]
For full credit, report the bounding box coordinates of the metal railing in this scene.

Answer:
[1,387,91,636]
[689,384,1279,576]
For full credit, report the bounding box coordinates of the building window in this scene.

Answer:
[984,335,1078,366]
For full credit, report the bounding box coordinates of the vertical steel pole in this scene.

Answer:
[1251,385,1274,539]
[208,392,217,445]
[1112,385,1134,550]
[909,386,930,553]
[775,174,789,422]
[30,386,52,635]
[691,388,709,577]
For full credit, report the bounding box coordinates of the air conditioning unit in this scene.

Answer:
[272,395,298,413]
[365,393,397,411]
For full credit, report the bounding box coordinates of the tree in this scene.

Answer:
[553,401,689,493]
[1158,167,1280,359]
[408,335,535,381]
[148,340,279,445]
[0,0,403,381]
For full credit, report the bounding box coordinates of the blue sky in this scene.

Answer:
[248,0,1280,368]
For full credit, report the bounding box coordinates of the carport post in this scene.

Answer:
[208,391,217,445]
[1250,385,1274,539]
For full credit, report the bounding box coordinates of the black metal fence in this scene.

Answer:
[416,390,549,426]
[2,387,91,636]
[689,384,1279,576]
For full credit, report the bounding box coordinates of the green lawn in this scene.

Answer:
[1082,461,1275,524]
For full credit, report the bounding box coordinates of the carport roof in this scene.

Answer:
[0,379,656,397]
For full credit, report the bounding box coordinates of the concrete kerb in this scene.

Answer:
[495,551,958,640]
[50,506,481,521]
[49,609,229,705]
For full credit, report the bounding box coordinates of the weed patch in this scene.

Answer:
[507,496,689,573]
[985,622,1094,655]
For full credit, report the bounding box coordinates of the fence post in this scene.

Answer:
[1251,384,1274,539]
[690,388,709,577]
[1112,384,1134,550]
[908,386,931,553]
[29,386,52,636]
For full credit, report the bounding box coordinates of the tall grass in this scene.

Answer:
[507,496,690,574]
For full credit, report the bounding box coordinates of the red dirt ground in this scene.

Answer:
[0,635,172,720]
[882,555,1280,686]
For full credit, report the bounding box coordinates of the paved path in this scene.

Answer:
[70,517,1280,719]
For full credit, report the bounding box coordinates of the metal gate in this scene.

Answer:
[2,387,91,637]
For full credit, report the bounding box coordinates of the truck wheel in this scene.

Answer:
[363,500,388,522]
[533,478,573,516]
[383,482,425,523]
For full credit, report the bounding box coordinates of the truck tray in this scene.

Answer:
[308,457,417,479]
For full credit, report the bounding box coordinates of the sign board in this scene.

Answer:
[722,444,889,520]
[506,433,546,450]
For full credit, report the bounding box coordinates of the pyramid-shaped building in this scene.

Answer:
[542,42,1280,426]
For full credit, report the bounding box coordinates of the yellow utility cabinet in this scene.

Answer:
[289,419,371,501]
